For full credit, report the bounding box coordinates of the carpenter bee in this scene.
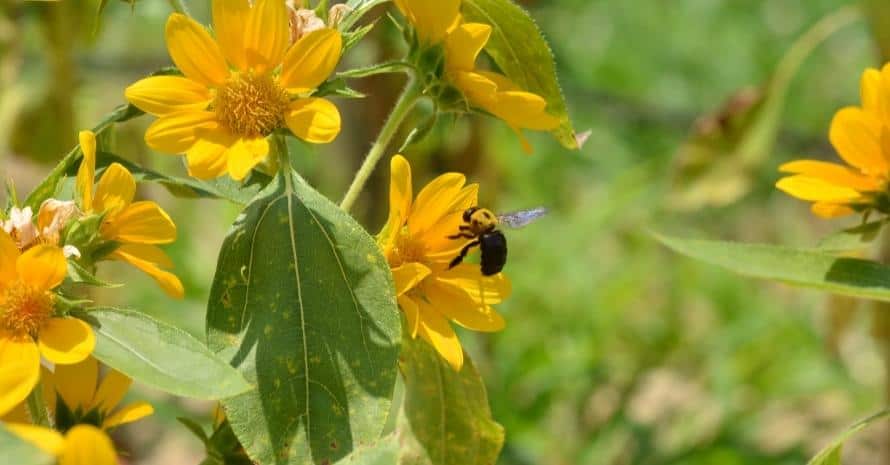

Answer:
[447,206,548,276]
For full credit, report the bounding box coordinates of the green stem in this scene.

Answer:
[26,382,51,428]
[340,77,423,212]
[167,0,191,15]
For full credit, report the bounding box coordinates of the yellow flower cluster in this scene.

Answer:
[777,65,890,218]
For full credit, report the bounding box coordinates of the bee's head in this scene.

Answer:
[466,207,498,231]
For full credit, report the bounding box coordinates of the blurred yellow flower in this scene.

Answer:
[777,67,890,218]
[6,423,117,465]
[125,0,343,181]
[0,233,95,416]
[396,0,559,152]
[76,131,184,298]
[378,155,511,370]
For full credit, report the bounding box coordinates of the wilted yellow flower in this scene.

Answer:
[777,67,890,218]
[0,232,95,416]
[6,423,117,465]
[396,0,559,152]
[76,131,184,298]
[378,155,511,370]
[125,0,343,181]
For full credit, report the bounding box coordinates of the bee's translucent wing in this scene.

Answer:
[497,207,548,229]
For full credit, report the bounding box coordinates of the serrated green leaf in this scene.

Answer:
[462,0,576,149]
[397,336,504,465]
[85,308,252,400]
[807,409,889,465]
[657,234,890,302]
[207,168,401,465]
[0,426,53,465]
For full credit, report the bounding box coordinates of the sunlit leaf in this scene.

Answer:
[85,308,252,400]
[397,336,504,465]
[807,409,889,465]
[334,434,400,465]
[656,234,890,302]
[207,168,401,465]
[463,0,577,149]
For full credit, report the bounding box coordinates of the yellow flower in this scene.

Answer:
[125,0,343,181]
[46,356,153,430]
[777,67,890,218]
[6,423,118,465]
[378,155,511,370]
[396,0,559,152]
[0,232,95,416]
[76,131,184,298]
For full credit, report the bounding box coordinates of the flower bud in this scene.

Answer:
[327,4,352,28]
[37,199,78,246]
[287,2,326,44]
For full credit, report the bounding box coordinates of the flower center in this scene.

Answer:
[389,228,427,268]
[214,73,290,139]
[0,280,55,336]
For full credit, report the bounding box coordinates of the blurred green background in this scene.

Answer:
[1,0,888,464]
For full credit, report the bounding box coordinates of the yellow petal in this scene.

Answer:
[380,155,413,249]
[243,0,289,74]
[186,130,235,180]
[416,302,463,371]
[392,263,431,296]
[76,130,96,212]
[398,295,421,338]
[125,76,212,117]
[101,401,154,429]
[778,160,882,192]
[812,202,856,219]
[60,425,117,465]
[395,0,461,44]
[445,22,491,72]
[212,0,251,71]
[145,111,218,154]
[93,369,131,414]
[437,264,512,304]
[5,424,65,456]
[279,28,342,93]
[860,68,885,118]
[226,137,270,181]
[37,318,95,365]
[109,244,184,299]
[420,184,479,254]
[53,357,98,412]
[165,13,229,87]
[1,400,29,423]
[17,245,66,291]
[285,98,341,144]
[0,335,40,417]
[101,201,176,245]
[775,175,863,202]
[829,107,889,175]
[424,280,506,332]
[452,70,499,108]
[408,173,466,236]
[0,230,20,283]
[93,163,136,217]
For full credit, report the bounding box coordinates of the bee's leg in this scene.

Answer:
[447,232,476,240]
[449,240,480,269]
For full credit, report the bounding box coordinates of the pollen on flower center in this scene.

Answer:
[214,73,290,139]
[0,280,55,336]
[390,229,427,268]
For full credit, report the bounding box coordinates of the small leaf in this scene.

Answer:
[462,0,576,149]
[67,261,123,288]
[342,22,376,53]
[85,308,252,400]
[656,234,890,302]
[817,220,885,252]
[177,417,210,445]
[0,426,53,465]
[207,168,401,465]
[338,61,412,79]
[807,409,889,465]
[316,77,368,99]
[397,336,504,465]
[340,0,391,31]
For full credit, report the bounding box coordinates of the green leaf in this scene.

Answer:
[334,435,400,465]
[462,0,577,149]
[85,308,252,400]
[341,0,391,31]
[807,409,889,465]
[67,261,123,288]
[656,234,890,302]
[206,168,401,465]
[397,336,504,465]
[338,61,412,79]
[816,220,885,252]
[177,417,211,445]
[0,426,53,465]
[667,6,860,210]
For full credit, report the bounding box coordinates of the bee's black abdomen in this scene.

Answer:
[479,231,508,276]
